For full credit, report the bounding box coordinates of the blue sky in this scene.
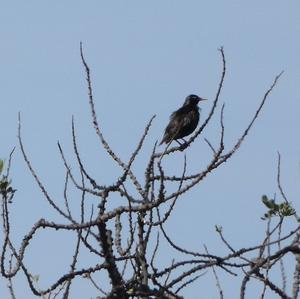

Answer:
[0,1,300,298]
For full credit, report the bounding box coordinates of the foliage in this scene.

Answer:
[262,195,296,219]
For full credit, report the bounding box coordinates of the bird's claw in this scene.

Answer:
[179,143,188,151]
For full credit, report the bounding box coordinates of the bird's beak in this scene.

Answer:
[197,97,207,102]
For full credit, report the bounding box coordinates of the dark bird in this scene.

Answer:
[160,94,207,145]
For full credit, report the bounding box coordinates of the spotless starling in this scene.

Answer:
[160,94,207,145]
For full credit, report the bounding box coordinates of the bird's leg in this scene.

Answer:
[174,140,186,151]
[175,140,183,146]
[179,138,188,151]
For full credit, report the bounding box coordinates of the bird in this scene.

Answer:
[160,94,207,145]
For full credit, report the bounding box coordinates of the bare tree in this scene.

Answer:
[1,45,298,299]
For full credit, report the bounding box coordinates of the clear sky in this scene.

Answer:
[0,1,300,298]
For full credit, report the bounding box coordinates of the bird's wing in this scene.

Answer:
[181,114,191,127]
[160,115,182,144]
[176,110,200,138]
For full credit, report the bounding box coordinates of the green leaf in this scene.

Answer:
[261,195,269,205]
[262,196,276,210]
[278,202,296,217]
[0,160,3,175]
[127,288,134,295]
[32,274,40,282]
